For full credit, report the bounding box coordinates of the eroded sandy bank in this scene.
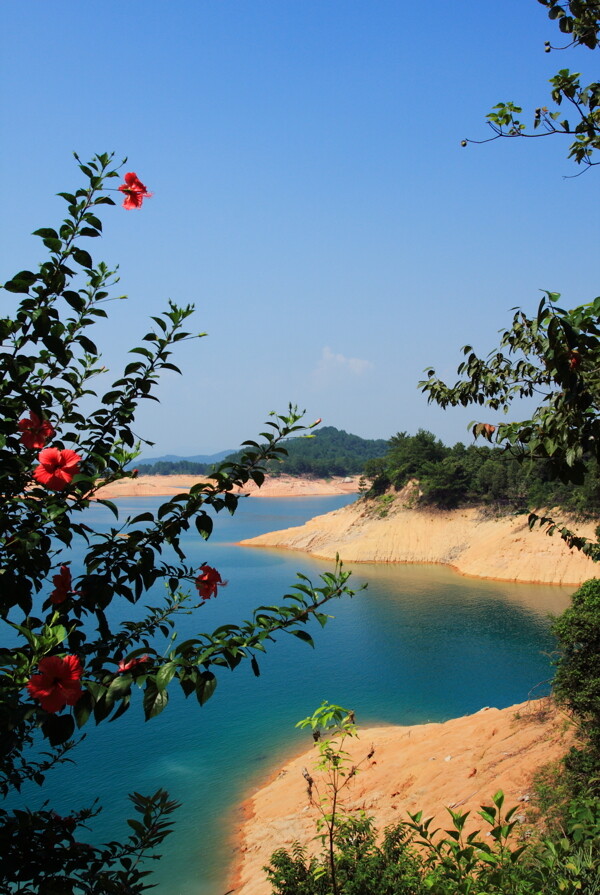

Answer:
[227,699,575,895]
[240,496,598,585]
[94,474,360,500]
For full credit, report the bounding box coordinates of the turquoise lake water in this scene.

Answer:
[14,495,574,894]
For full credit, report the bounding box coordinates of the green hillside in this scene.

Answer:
[268,426,388,477]
[364,429,600,517]
[139,427,388,478]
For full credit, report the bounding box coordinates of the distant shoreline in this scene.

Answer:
[94,473,360,500]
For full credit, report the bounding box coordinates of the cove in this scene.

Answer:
[14,495,574,895]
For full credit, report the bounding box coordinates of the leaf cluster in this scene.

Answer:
[0,789,180,894]
[464,1,600,170]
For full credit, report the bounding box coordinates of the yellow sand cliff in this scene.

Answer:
[240,494,598,585]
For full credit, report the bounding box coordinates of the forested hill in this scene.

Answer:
[364,429,600,518]
[137,427,389,478]
[268,426,388,477]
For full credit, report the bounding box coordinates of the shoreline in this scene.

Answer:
[239,497,599,586]
[94,473,360,501]
[226,699,576,895]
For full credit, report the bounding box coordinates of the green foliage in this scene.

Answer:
[295,703,365,895]
[267,818,423,895]
[0,155,359,890]
[268,842,331,895]
[361,428,600,517]
[0,789,180,895]
[267,788,600,895]
[373,493,396,518]
[417,294,600,556]
[553,578,600,762]
[421,296,600,486]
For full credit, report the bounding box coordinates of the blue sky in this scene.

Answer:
[2,1,598,455]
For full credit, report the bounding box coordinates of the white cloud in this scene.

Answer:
[313,346,373,384]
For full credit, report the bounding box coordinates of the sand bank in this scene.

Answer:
[240,494,598,586]
[94,474,360,501]
[228,699,574,895]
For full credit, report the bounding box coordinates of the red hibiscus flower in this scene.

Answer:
[195,563,226,601]
[118,654,149,673]
[18,412,55,450]
[33,448,81,491]
[27,655,83,713]
[49,565,79,604]
[118,172,152,209]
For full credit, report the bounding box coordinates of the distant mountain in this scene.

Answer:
[133,428,388,478]
[225,426,389,478]
[136,449,235,466]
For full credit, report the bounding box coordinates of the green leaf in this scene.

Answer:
[4,270,37,292]
[63,290,86,311]
[196,672,217,706]
[143,684,169,720]
[42,712,75,746]
[78,335,98,355]
[156,662,177,692]
[108,674,133,698]
[33,228,59,239]
[73,690,94,728]
[72,247,93,269]
[291,629,314,646]
[195,514,213,539]
[43,237,62,253]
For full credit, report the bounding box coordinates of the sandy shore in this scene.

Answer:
[94,474,360,501]
[227,699,575,895]
[240,493,599,586]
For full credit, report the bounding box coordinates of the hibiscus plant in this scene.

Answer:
[0,152,357,892]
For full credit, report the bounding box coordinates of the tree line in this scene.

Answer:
[363,429,600,516]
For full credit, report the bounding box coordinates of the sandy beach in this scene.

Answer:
[240,492,599,586]
[95,473,360,501]
[227,699,575,895]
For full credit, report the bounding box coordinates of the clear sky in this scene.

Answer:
[2,1,598,456]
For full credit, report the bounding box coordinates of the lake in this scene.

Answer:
[14,495,574,894]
